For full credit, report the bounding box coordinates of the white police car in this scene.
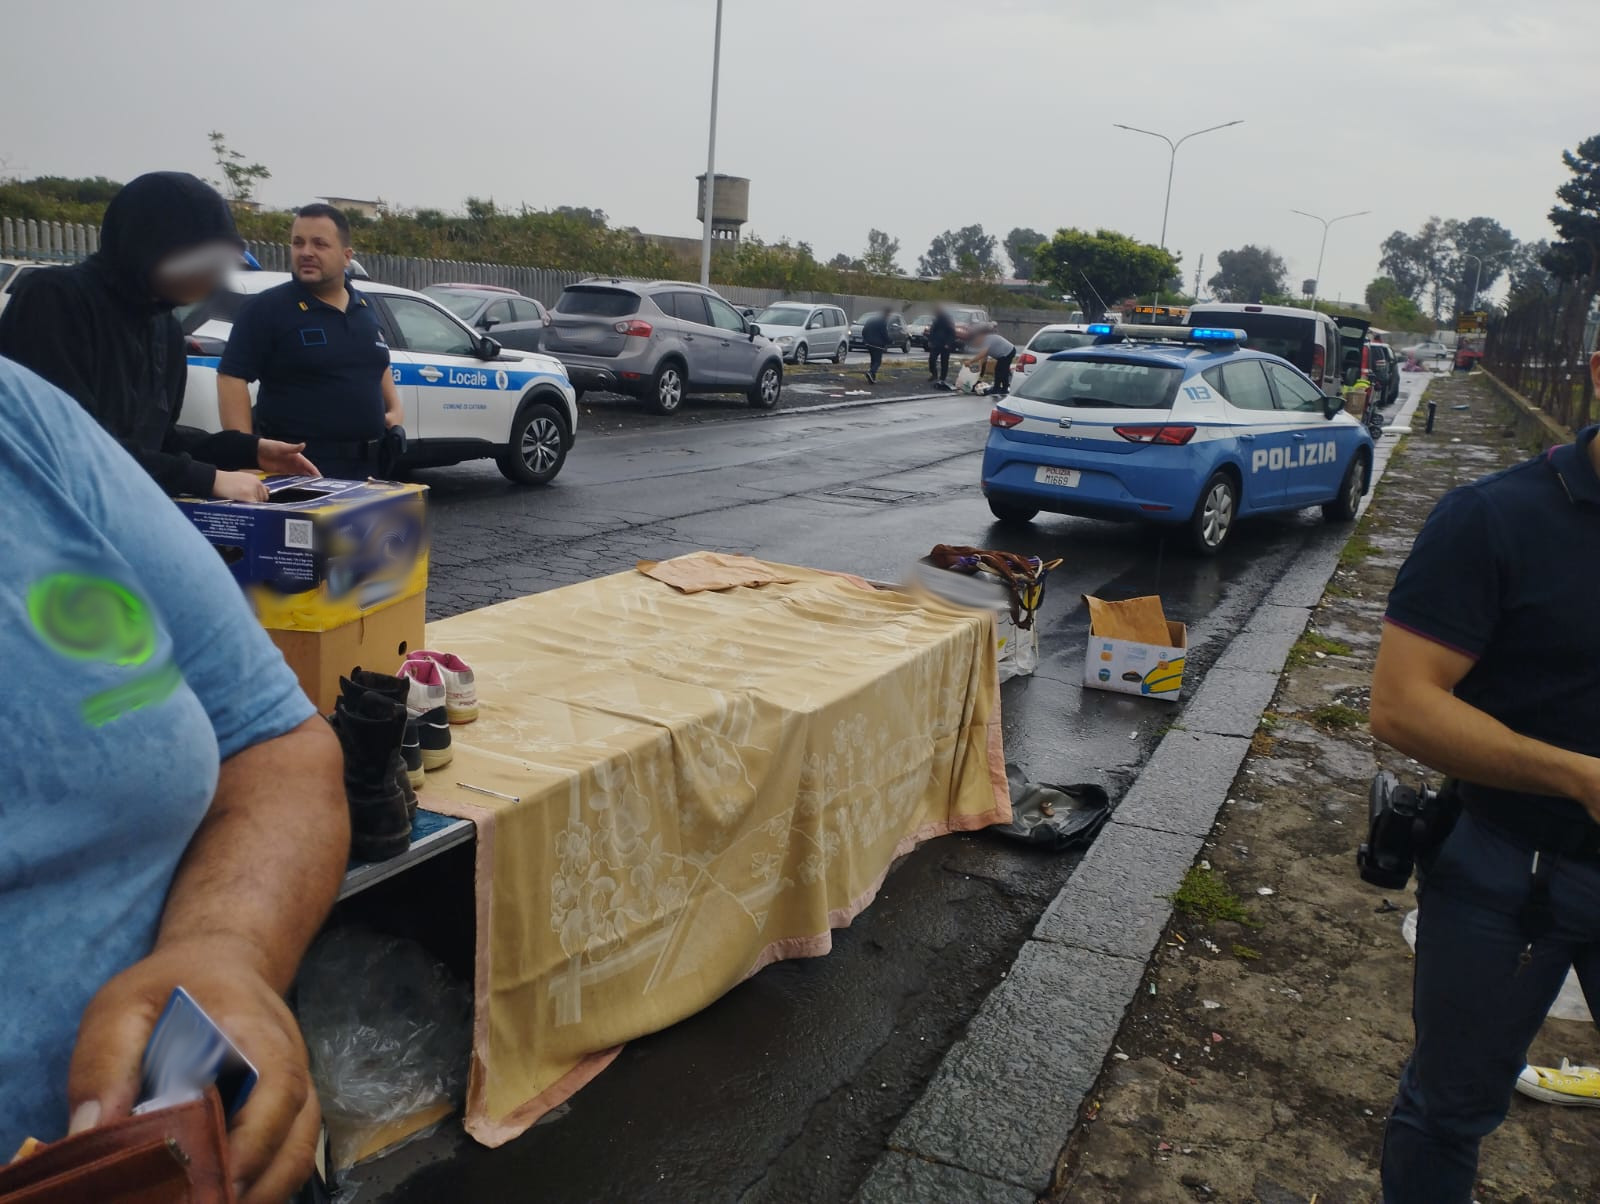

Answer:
[179,272,578,484]
[981,324,1376,554]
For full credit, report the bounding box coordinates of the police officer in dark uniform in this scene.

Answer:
[217,203,403,480]
[1370,345,1600,1203]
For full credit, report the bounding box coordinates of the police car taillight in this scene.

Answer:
[615,319,653,337]
[990,408,1024,429]
[1114,424,1196,445]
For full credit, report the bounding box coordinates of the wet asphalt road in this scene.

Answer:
[363,390,1384,1203]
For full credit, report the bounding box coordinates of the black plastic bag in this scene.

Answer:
[990,764,1111,850]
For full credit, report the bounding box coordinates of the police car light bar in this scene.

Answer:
[1089,323,1245,344]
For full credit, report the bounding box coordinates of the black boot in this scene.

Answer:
[331,692,414,861]
[342,669,421,811]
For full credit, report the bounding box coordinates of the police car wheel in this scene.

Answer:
[834,342,849,364]
[651,361,686,415]
[1323,452,1369,523]
[748,364,782,409]
[794,343,809,365]
[496,402,567,486]
[987,497,1037,526]
[1188,471,1237,555]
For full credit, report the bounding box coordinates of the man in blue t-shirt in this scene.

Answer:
[1370,347,1600,1202]
[0,355,349,1201]
[216,203,404,480]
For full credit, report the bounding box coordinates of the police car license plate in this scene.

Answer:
[1035,466,1080,488]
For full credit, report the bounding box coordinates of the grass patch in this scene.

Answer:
[1167,866,1259,928]
[1232,944,1263,962]
[1310,703,1366,731]
[1288,630,1353,667]
[1250,730,1277,758]
[1338,536,1379,570]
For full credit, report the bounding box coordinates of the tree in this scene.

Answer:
[827,252,861,271]
[207,131,270,204]
[1507,239,1557,301]
[862,228,901,275]
[1004,227,1046,279]
[1378,218,1449,314]
[918,224,1001,279]
[553,205,608,226]
[1545,134,1600,282]
[1034,228,1180,319]
[1440,216,1517,315]
[1206,244,1287,303]
[1365,276,1403,312]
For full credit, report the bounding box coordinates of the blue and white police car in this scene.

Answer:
[981,324,1376,554]
[179,272,578,485]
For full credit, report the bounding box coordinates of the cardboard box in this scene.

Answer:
[177,476,428,632]
[1082,594,1187,701]
[270,591,426,713]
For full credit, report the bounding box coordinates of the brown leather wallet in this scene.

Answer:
[0,1088,235,1203]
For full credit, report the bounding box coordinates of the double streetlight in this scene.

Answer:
[1291,209,1370,309]
[1459,252,1483,313]
[1113,120,1244,250]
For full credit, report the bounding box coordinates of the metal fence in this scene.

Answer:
[2,218,1078,343]
[1483,278,1599,431]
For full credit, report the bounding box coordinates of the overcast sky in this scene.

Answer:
[3,0,1595,304]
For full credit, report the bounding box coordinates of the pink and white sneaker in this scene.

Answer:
[404,650,478,723]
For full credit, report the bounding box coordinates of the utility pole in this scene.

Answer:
[1291,208,1370,311]
[698,0,724,288]
[1193,254,1204,303]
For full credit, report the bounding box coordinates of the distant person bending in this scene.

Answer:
[862,307,893,385]
[927,307,957,390]
[966,326,1017,395]
[0,172,316,501]
[217,204,405,480]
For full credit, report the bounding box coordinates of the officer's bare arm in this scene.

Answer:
[217,374,253,433]
[381,368,404,428]
[1371,623,1600,824]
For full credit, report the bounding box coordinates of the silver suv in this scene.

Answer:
[544,278,785,415]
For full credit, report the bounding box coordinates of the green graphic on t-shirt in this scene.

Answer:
[27,573,179,725]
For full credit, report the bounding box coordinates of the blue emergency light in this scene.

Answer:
[1087,323,1114,335]
[1188,327,1246,343]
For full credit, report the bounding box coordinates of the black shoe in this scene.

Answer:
[401,715,424,794]
[343,668,422,798]
[331,693,413,862]
[413,704,453,771]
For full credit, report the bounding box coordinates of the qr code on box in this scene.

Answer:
[285,519,313,550]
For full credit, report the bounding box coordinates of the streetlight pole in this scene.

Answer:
[1459,252,1483,313]
[698,0,724,288]
[1113,120,1244,250]
[1290,208,1370,311]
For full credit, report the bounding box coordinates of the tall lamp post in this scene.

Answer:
[1291,208,1370,310]
[1112,120,1244,250]
[1459,252,1483,314]
[698,0,725,288]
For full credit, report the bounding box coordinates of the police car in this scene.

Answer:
[179,272,578,485]
[981,324,1376,554]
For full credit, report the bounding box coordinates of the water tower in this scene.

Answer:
[696,174,749,244]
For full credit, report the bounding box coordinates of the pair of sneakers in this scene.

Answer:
[396,651,478,776]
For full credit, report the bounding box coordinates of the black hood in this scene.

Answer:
[94,171,242,300]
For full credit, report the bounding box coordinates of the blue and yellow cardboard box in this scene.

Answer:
[1082,594,1187,701]
[177,475,429,632]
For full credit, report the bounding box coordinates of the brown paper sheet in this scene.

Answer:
[1083,594,1171,645]
[638,551,801,593]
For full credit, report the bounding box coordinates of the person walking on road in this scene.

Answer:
[966,325,1017,396]
[1369,347,1600,1204]
[0,172,316,501]
[927,306,957,389]
[217,203,405,480]
[862,307,893,385]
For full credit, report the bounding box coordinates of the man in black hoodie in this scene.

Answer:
[0,172,316,501]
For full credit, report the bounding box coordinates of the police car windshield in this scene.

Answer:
[1029,331,1097,354]
[756,308,806,326]
[1013,357,1183,409]
[433,292,485,320]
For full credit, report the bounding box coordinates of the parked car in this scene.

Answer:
[982,323,1376,555]
[0,259,53,317]
[542,278,784,414]
[907,313,935,348]
[947,306,991,350]
[423,283,550,353]
[1014,324,1098,384]
[177,272,578,485]
[849,311,910,352]
[1186,302,1349,394]
[1362,340,1400,406]
[753,302,851,364]
[1405,340,1452,366]
[1454,341,1485,372]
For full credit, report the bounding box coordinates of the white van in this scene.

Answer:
[1186,303,1348,394]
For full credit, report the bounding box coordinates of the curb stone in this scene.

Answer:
[855,377,1432,1200]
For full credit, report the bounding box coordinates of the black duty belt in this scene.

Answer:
[1459,784,1600,861]
[259,427,375,461]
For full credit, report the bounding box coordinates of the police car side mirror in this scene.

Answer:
[1323,394,1343,420]
[478,336,503,360]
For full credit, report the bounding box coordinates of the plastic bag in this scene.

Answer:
[1401,909,1592,1022]
[991,765,1110,849]
[955,364,981,394]
[296,927,473,1172]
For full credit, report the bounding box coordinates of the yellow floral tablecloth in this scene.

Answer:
[420,556,1008,1146]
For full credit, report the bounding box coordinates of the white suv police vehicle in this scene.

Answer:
[982,324,1377,554]
[180,272,578,485]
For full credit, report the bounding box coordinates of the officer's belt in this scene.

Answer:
[1459,783,1600,861]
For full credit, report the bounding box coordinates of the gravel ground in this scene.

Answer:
[1051,373,1600,1204]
